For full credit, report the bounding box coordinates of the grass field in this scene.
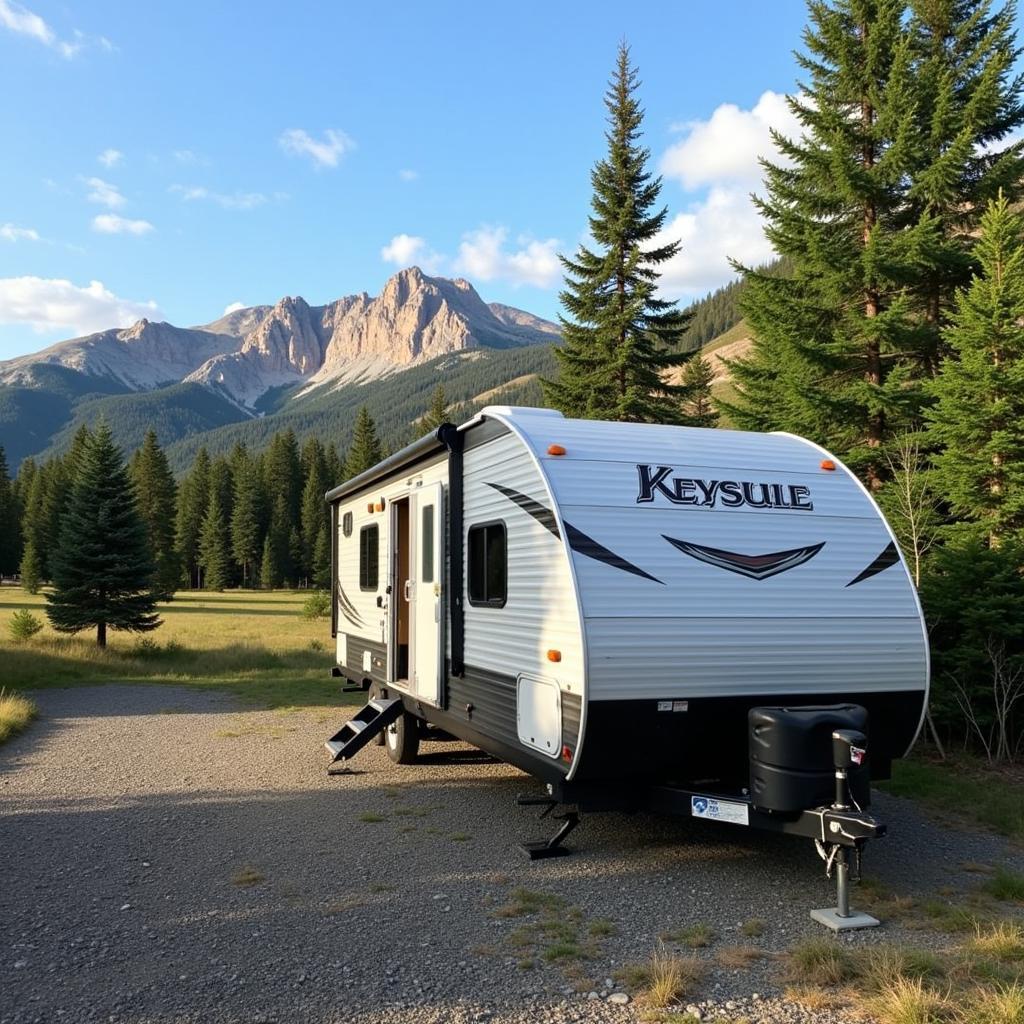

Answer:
[0,586,360,711]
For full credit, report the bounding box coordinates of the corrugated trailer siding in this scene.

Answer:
[586,616,926,699]
[461,431,584,695]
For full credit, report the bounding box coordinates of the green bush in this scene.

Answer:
[8,609,43,643]
[302,590,331,620]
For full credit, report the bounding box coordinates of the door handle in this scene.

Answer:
[404,580,413,602]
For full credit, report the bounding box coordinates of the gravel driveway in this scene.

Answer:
[2,686,1022,1024]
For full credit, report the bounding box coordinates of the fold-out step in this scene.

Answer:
[324,698,404,772]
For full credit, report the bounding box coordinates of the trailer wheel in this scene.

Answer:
[369,684,385,746]
[385,710,420,764]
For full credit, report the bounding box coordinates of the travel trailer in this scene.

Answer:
[324,406,929,929]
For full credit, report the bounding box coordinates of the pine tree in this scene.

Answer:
[259,532,280,590]
[723,0,930,489]
[176,447,211,589]
[264,430,302,523]
[543,43,691,423]
[325,443,343,487]
[299,441,328,582]
[907,0,1024,371]
[40,456,72,578]
[927,192,1024,545]
[680,355,719,428]
[19,538,42,595]
[0,446,20,576]
[46,422,159,647]
[421,384,450,433]
[345,407,383,477]
[230,453,264,587]
[198,488,232,591]
[312,523,331,590]
[129,429,179,600]
[288,526,304,589]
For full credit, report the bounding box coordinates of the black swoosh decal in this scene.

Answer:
[565,522,664,584]
[845,541,900,587]
[664,537,825,581]
[484,481,561,538]
[338,585,365,628]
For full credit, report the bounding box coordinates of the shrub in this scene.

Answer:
[8,609,43,643]
[302,590,331,620]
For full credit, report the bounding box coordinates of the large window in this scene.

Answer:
[468,521,506,607]
[359,525,379,591]
[421,504,435,584]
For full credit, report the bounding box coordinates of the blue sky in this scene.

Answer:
[2,1,829,359]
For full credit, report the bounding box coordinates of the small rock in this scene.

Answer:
[586,991,599,1000]
[119,904,131,911]
[607,992,629,1005]
[604,978,614,989]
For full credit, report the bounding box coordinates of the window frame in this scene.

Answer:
[466,519,507,609]
[359,523,379,592]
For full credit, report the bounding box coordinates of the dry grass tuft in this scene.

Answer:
[660,922,714,948]
[717,944,764,969]
[785,937,856,986]
[492,887,564,918]
[638,947,703,1009]
[740,918,766,938]
[588,918,616,938]
[863,976,950,1024]
[0,688,36,744]
[784,985,842,1012]
[969,922,1024,963]
[231,865,265,887]
[961,982,1024,1024]
[984,867,1024,904]
[860,946,944,990]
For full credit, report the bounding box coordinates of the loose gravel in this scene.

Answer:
[2,685,1022,1024]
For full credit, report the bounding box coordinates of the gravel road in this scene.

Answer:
[2,685,1022,1024]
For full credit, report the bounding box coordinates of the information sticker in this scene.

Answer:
[690,795,749,826]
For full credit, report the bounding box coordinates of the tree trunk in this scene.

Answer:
[97,621,106,648]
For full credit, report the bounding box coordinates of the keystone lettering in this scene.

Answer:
[636,464,814,511]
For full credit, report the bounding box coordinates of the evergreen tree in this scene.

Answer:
[230,453,264,587]
[264,430,302,523]
[724,0,930,488]
[325,443,343,487]
[312,523,331,590]
[198,488,232,591]
[176,447,211,589]
[421,384,450,433]
[345,407,383,477]
[908,0,1024,371]
[927,192,1024,545]
[64,423,93,479]
[288,525,304,588]
[259,532,280,590]
[19,538,42,595]
[129,429,179,600]
[46,422,159,647]
[0,446,20,576]
[300,446,328,581]
[543,43,691,422]
[40,456,72,578]
[680,355,719,428]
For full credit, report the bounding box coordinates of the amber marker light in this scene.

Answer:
[820,459,836,471]
[366,503,374,512]
[375,499,385,512]
[547,649,562,662]
[547,444,566,456]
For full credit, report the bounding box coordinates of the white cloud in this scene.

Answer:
[98,148,122,168]
[455,226,561,288]
[0,277,160,335]
[661,90,800,190]
[0,1,108,58]
[398,168,419,182]
[222,301,246,315]
[0,224,40,242]
[83,176,125,209]
[169,184,267,210]
[92,213,154,235]
[278,128,354,169]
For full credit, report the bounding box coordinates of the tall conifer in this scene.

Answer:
[198,488,232,591]
[129,429,179,600]
[543,43,691,422]
[231,453,264,587]
[46,423,159,646]
[0,447,19,576]
[176,447,211,589]
[345,408,383,478]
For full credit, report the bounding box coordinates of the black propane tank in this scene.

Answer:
[749,704,871,813]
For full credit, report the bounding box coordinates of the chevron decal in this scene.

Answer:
[663,536,825,581]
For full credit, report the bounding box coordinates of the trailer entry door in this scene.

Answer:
[412,482,444,705]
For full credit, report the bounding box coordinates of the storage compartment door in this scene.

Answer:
[516,674,562,758]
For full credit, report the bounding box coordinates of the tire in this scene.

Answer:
[385,709,420,764]
[368,684,385,746]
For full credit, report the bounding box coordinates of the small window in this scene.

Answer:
[342,511,353,537]
[421,504,434,584]
[359,525,379,591]
[468,522,506,607]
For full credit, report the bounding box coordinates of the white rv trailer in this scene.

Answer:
[325,407,929,919]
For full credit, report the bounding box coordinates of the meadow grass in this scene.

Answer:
[0,688,36,743]
[0,586,358,710]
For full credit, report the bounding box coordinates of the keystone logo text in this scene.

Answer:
[636,464,814,511]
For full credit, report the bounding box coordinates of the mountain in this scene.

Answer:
[0,268,560,468]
